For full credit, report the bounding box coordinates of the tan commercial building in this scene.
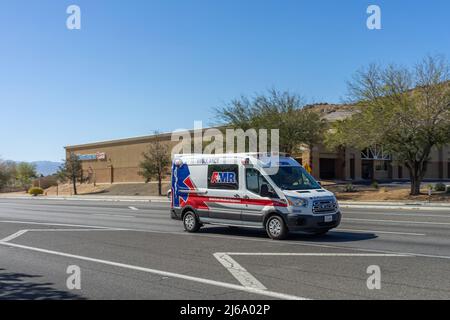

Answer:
[65,104,450,184]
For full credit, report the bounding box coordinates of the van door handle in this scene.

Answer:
[234,194,241,198]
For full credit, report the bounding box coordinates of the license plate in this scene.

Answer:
[324,215,333,222]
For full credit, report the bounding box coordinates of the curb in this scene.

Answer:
[0,196,170,203]
[1,196,448,210]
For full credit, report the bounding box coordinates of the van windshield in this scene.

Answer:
[267,166,321,190]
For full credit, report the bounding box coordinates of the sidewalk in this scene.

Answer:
[338,200,450,211]
[0,194,170,203]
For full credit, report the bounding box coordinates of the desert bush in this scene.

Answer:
[371,181,379,189]
[33,175,59,190]
[28,187,44,196]
[343,183,356,192]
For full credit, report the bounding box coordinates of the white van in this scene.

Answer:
[170,153,341,240]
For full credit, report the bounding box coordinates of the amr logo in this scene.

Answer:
[210,172,236,184]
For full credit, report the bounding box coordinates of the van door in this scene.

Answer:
[205,164,243,224]
[241,167,277,226]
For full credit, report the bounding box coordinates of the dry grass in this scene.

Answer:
[44,184,107,196]
[328,185,450,202]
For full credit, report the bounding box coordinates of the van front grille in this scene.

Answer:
[312,199,337,214]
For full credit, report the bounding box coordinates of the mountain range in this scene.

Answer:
[30,161,62,176]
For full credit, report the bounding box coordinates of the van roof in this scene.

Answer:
[173,152,290,159]
[173,153,301,167]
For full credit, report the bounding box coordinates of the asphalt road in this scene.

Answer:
[0,198,449,300]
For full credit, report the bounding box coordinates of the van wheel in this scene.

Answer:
[266,215,288,240]
[183,211,201,232]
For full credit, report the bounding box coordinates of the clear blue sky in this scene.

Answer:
[1,0,449,162]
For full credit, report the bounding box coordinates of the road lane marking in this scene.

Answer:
[340,205,450,211]
[344,218,450,226]
[27,228,127,232]
[0,228,127,243]
[93,214,136,218]
[335,228,426,236]
[0,220,115,229]
[342,211,450,218]
[214,252,412,291]
[0,241,305,300]
[0,230,29,242]
[213,253,267,290]
[221,253,413,256]
[129,206,139,211]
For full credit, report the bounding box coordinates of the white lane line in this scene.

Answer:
[335,228,426,236]
[342,211,450,218]
[221,253,413,257]
[93,214,135,218]
[0,220,114,229]
[340,205,450,212]
[344,218,450,226]
[213,253,267,290]
[27,228,127,232]
[0,241,304,300]
[0,228,127,243]
[0,230,29,242]
[214,252,412,292]
[129,206,139,211]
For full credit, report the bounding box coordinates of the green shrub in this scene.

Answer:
[343,183,356,192]
[28,187,44,196]
[434,183,446,192]
[371,181,379,189]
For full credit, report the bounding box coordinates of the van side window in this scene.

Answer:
[246,168,276,197]
[207,164,239,190]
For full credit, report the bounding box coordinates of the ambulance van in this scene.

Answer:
[170,153,341,240]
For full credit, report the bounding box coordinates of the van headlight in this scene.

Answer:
[286,196,308,207]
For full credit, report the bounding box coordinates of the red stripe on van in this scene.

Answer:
[187,194,287,208]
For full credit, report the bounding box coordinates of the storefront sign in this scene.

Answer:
[77,152,106,161]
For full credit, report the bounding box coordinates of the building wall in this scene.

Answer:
[65,134,176,184]
[300,145,450,181]
[66,133,450,184]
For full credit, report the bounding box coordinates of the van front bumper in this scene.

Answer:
[286,212,341,232]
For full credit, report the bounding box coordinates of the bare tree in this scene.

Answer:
[58,153,83,195]
[139,134,171,196]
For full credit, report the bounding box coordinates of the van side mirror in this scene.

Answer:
[260,184,270,197]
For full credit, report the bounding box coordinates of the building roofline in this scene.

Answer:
[65,131,176,150]
[64,125,228,150]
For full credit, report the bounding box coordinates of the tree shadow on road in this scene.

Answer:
[0,268,86,300]
[199,226,377,242]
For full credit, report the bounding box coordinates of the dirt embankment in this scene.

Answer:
[327,185,450,202]
[43,182,171,196]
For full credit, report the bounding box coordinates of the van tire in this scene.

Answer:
[183,211,201,232]
[265,215,288,240]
